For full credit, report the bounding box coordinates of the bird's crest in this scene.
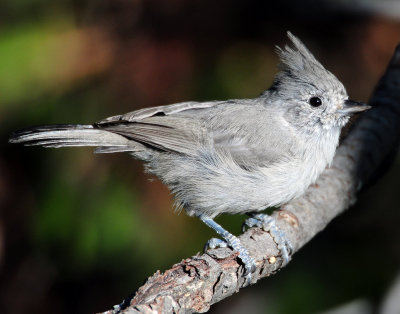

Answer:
[273,31,345,94]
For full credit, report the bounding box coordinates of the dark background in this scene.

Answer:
[1,0,400,313]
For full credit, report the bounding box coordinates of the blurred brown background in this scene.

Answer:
[1,0,400,313]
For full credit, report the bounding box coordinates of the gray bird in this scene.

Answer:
[9,32,370,285]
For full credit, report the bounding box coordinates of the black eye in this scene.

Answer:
[309,97,322,107]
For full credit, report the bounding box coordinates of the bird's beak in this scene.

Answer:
[337,100,371,115]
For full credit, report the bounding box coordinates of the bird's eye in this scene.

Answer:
[309,97,322,107]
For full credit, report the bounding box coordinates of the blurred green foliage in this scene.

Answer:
[33,178,152,269]
[0,17,72,106]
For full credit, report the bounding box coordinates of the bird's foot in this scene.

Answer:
[243,213,293,266]
[204,235,256,285]
[205,237,228,249]
[200,216,256,286]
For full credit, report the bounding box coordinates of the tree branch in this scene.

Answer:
[102,44,400,314]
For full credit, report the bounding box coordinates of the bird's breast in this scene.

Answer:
[258,128,340,205]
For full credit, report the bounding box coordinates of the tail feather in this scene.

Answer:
[9,124,135,149]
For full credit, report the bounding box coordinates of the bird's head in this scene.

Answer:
[269,32,370,133]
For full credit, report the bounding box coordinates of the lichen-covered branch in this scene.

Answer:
[102,44,400,314]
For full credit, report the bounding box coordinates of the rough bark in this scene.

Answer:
[102,44,400,314]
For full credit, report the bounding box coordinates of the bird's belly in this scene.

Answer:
[149,146,334,218]
[258,158,327,206]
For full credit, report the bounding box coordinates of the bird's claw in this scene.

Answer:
[199,215,257,286]
[204,236,256,286]
[243,213,293,266]
[204,237,228,251]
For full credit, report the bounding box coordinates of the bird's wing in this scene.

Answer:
[97,101,221,123]
[96,101,225,155]
[96,100,296,166]
[99,116,209,155]
[207,104,297,167]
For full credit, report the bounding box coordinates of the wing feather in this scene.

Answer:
[101,116,210,155]
[95,99,296,167]
[97,101,222,124]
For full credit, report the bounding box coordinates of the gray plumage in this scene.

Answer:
[9,32,369,220]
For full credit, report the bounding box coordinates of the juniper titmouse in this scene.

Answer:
[9,32,370,285]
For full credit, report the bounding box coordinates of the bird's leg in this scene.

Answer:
[243,213,293,266]
[199,215,256,286]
